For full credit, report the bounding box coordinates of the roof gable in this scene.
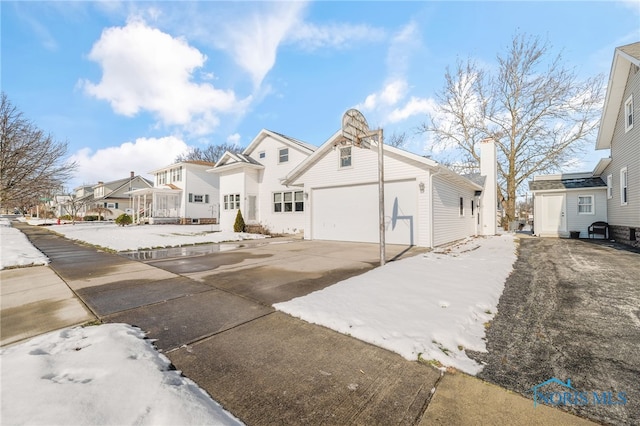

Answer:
[282,129,475,188]
[243,129,316,157]
[596,41,640,150]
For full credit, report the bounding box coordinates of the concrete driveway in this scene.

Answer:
[469,237,640,426]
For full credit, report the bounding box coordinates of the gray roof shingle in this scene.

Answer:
[529,177,606,191]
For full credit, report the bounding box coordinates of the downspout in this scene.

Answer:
[429,165,443,249]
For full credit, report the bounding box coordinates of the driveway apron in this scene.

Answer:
[16,224,443,424]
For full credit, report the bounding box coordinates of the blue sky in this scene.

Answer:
[2,1,639,190]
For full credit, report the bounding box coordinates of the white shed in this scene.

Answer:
[529,173,608,238]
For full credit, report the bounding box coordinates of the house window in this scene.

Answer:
[459,197,464,216]
[170,166,182,182]
[578,195,594,214]
[224,194,240,210]
[193,195,204,203]
[340,147,352,168]
[607,174,613,199]
[259,151,266,159]
[157,171,167,185]
[273,191,304,212]
[621,167,628,205]
[625,95,634,132]
[278,148,289,163]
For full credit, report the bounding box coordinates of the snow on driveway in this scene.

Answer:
[276,235,517,375]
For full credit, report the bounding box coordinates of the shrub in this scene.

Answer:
[115,213,132,227]
[84,215,98,221]
[233,209,245,232]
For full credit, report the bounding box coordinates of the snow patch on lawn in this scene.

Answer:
[27,220,267,252]
[275,235,517,375]
[0,218,49,269]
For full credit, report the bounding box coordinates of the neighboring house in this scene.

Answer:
[90,172,153,220]
[529,41,640,246]
[281,132,497,248]
[129,161,219,225]
[594,41,640,247]
[529,173,608,238]
[208,130,316,234]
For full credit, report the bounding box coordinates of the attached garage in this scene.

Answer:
[311,180,417,245]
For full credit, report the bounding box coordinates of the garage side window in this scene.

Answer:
[578,195,594,214]
[459,197,464,216]
[273,191,304,212]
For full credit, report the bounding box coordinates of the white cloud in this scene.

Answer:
[80,20,248,136]
[288,22,386,51]
[358,79,409,112]
[216,2,307,88]
[226,133,241,146]
[388,97,437,124]
[69,136,189,187]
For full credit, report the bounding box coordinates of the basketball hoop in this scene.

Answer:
[341,109,370,148]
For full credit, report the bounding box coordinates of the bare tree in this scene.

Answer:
[61,192,86,224]
[176,143,244,164]
[0,93,77,210]
[421,34,603,226]
[387,131,408,149]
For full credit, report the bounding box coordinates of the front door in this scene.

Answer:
[247,195,257,221]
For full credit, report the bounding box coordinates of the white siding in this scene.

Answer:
[603,64,640,228]
[218,170,245,231]
[431,174,476,247]
[183,165,219,221]
[247,136,310,234]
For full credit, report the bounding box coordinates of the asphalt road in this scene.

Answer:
[468,237,640,425]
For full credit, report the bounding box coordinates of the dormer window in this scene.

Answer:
[625,95,634,132]
[278,148,289,163]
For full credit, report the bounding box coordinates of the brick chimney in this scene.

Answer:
[130,171,135,178]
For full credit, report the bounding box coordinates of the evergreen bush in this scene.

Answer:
[234,209,245,232]
[115,213,132,227]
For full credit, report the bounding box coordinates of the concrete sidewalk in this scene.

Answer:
[0,266,95,346]
[1,223,596,425]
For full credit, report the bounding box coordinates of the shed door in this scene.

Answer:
[540,194,567,234]
[311,180,416,245]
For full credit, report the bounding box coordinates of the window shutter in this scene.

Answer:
[205,194,209,203]
[189,193,193,202]
[115,203,119,209]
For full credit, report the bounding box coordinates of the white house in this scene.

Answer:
[208,130,316,234]
[129,161,219,225]
[281,131,497,248]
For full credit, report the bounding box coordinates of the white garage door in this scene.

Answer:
[311,180,416,245]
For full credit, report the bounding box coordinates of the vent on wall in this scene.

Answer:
[192,218,200,224]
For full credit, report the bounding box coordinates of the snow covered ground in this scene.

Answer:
[0,324,242,425]
[276,235,517,375]
[19,218,267,252]
[0,218,49,269]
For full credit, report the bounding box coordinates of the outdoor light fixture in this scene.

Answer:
[304,192,309,200]
[419,182,425,193]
